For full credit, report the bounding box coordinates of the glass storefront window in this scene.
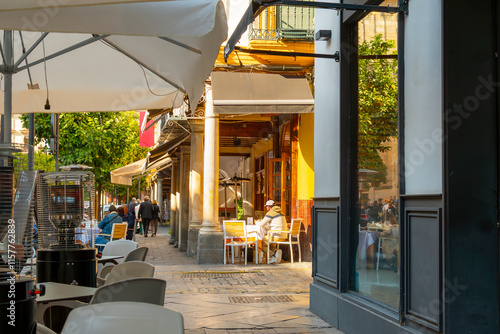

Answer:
[353,7,399,309]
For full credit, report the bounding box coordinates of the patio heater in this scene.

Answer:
[36,167,97,287]
[0,144,37,334]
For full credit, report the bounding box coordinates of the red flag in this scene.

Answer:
[139,111,155,148]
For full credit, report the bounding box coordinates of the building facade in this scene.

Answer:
[311,0,499,333]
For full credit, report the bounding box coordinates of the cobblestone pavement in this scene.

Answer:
[135,225,342,334]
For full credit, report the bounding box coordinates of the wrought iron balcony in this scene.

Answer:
[249,4,314,41]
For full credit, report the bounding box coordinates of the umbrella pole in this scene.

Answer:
[224,183,227,219]
[2,31,13,144]
[235,182,238,218]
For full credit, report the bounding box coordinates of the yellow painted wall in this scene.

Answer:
[297,113,314,200]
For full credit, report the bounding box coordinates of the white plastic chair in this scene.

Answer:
[37,274,161,331]
[61,302,184,334]
[223,220,258,265]
[98,239,138,276]
[124,246,149,262]
[267,218,303,264]
[376,236,399,271]
[98,261,155,286]
[91,277,166,306]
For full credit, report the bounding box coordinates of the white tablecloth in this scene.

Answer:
[357,230,381,269]
[75,224,100,245]
[245,224,264,240]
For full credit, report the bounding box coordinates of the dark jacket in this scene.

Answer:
[152,204,160,220]
[138,200,154,219]
[128,201,137,217]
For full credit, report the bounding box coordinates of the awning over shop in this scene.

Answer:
[212,72,314,114]
[145,132,191,171]
[110,158,147,186]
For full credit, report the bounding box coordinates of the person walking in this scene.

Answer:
[138,196,154,237]
[151,199,160,237]
[135,199,142,235]
[126,198,137,239]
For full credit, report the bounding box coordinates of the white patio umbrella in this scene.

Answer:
[0,0,227,138]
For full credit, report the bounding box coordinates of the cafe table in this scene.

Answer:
[36,282,97,329]
[36,282,97,303]
[75,221,100,247]
[98,255,124,265]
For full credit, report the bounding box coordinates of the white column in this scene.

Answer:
[178,145,190,252]
[187,119,205,256]
[197,84,223,264]
[201,86,220,232]
[168,156,179,245]
[157,178,163,222]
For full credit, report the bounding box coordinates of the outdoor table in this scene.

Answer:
[75,223,100,246]
[98,255,124,265]
[36,282,97,331]
[37,282,96,303]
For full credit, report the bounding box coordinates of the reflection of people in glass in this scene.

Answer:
[380,228,399,272]
[380,199,399,271]
[382,198,398,222]
[367,200,380,222]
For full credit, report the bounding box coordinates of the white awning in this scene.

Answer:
[110,158,147,186]
[212,72,314,114]
[0,0,227,114]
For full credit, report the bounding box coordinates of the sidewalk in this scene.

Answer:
[135,225,343,334]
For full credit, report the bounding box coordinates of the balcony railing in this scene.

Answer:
[250,4,314,41]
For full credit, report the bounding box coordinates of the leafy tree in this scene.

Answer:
[20,111,150,216]
[34,148,56,173]
[358,34,398,186]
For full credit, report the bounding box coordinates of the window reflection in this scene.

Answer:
[354,5,399,309]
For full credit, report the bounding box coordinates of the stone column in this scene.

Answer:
[178,145,190,252]
[168,156,179,245]
[197,85,223,264]
[157,178,163,223]
[187,119,204,257]
[174,151,181,248]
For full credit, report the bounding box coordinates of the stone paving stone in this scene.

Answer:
[135,225,342,333]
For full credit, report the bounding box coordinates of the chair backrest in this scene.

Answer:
[62,302,184,334]
[223,220,246,238]
[124,247,149,262]
[290,218,303,236]
[111,222,128,240]
[223,220,256,243]
[90,277,166,305]
[102,239,138,263]
[104,261,155,285]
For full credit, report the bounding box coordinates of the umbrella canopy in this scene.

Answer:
[0,0,227,114]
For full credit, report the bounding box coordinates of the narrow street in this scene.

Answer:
[136,225,341,333]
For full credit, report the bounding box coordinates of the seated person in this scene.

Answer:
[95,205,122,246]
[256,200,286,264]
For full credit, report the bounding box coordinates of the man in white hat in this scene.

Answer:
[256,199,286,264]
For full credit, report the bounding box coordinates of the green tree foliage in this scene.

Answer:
[20,111,149,195]
[34,148,56,173]
[358,34,398,186]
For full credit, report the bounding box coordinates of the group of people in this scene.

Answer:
[95,196,160,247]
[362,197,399,225]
